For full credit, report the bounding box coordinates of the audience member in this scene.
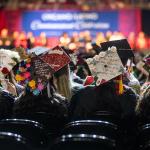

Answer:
[136,31,148,50]
[0,28,149,52]
[59,32,71,47]
[128,32,136,49]
[35,32,47,47]
[136,85,150,125]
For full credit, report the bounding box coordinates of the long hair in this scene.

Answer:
[54,65,72,100]
[136,86,150,122]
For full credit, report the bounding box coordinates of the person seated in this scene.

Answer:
[69,40,138,121]
[69,80,137,120]
[136,84,150,125]
[13,90,68,119]
[12,61,69,118]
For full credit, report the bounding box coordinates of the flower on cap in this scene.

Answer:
[28,80,36,89]
[1,67,9,74]
[15,74,24,81]
[86,58,93,65]
[23,72,30,79]
[33,89,40,96]
[110,46,117,52]
[94,55,100,62]
[26,63,31,68]
[84,76,94,86]
[99,51,106,57]
[37,83,44,91]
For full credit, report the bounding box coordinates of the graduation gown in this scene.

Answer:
[69,82,138,121]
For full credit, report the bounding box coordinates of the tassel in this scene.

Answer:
[118,75,124,95]
[115,75,124,95]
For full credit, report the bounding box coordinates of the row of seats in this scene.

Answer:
[0,111,149,150]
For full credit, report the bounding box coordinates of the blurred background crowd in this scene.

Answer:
[0,28,149,52]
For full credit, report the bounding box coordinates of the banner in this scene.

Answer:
[22,10,119,37]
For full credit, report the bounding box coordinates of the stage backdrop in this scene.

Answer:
[0,9,141,37]
[22,9,141,37]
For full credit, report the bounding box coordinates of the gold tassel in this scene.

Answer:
[119,75,124,95]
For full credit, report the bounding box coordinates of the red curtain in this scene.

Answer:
[0,10,22,33]
[0,10,7,31]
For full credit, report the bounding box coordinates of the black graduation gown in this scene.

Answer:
[69,82,137,121]
[13,92,69,118]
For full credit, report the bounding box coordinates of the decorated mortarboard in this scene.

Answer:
[13,45,71,96]
[0,49,20,73]
[13,54,56,96]
[100,39,134,65]
[31,56,54,81]
[86,46,124,86]
[29,46,49,56]
[40,46,71,73]
[0,49,20,96]
[13,58,32,86]
[13,57,46,96]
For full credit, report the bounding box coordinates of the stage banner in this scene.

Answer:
[22,10,118,37]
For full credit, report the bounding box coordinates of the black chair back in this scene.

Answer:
[0,119,48,149]
[62,120,118,140]
[50,134,116,150]
[138,124,150,150]
[0,132,30,150]
[14,112,67,134]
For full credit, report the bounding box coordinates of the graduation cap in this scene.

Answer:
[117,49,134,66]
[100,39,134,66]
[86,46,124,86]
[13,46,71,97]
[0,49,21,96]
[13,57,53,96]
[0,49,20,72]
[40,46,71,73]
